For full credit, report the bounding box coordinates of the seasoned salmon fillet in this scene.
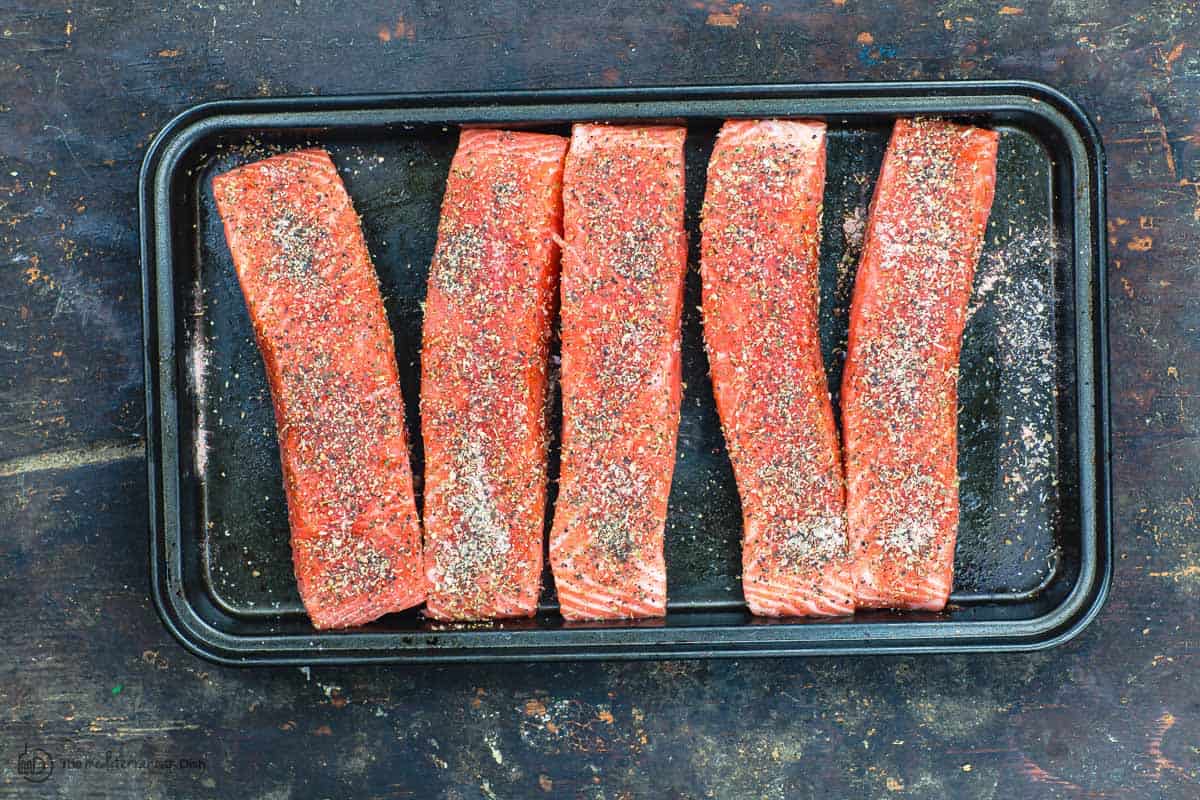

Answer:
[701,119,853,617]
[841,118,999,611]
[212,148,425,630]
[421,129,568,620]
[550,124,688,621]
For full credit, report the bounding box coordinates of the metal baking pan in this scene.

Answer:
[140,81,1110,664]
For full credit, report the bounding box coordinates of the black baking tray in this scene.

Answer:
[140,81,1110,664]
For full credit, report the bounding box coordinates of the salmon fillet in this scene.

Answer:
[550,124,688,621]
[842,118,999,611]
[421,129,568,620]
[700,119,853,617]
[212,148,424,630]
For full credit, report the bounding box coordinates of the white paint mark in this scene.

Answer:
[484,732,503,765]
[0,440,143,478]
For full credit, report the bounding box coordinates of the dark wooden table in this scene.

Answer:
[2,2,1197,798]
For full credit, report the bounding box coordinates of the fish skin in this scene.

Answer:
[212,148,425,630]
[701,119,854,618]
[421,129,568,621]
[550,124,688,621]
[841,118,999,612]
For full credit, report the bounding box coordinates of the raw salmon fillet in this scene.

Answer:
[700,119,853,617]
[421,129,568,620]
[550,124,688,620]
[842,118,999,611]
[212,148,424,629]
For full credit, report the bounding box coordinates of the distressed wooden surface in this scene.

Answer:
[2,2,1198,798]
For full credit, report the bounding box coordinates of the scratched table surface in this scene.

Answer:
[2,2,1198,798]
